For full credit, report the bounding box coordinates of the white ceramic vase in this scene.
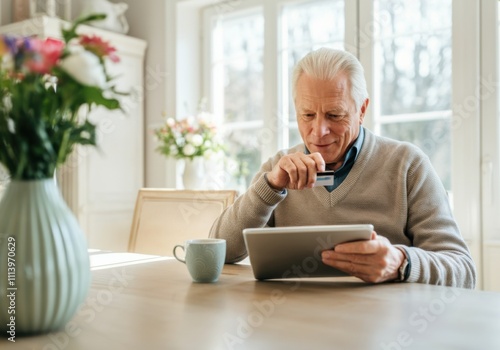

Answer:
[183,157,205,189]
[0,179,91,334]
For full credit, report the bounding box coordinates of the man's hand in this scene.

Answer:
[321,232,405,283]
[266,152,325,190]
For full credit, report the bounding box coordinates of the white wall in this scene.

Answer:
[113,0,175,188]
[72,0,176,188]
[0,1,10,25]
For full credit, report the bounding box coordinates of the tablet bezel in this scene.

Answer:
[242,224,374,280]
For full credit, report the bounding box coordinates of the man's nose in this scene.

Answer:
[312,116,330,137]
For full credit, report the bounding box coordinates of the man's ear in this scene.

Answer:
[359,98,370,124]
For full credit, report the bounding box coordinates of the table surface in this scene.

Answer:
[2,250,500,350]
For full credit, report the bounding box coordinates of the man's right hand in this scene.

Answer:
[266,152,326,191]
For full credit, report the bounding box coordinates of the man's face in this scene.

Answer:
[295,73,369,166]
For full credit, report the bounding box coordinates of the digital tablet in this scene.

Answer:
[242,224,374,280]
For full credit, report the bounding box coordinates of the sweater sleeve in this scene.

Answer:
[209,162,287,263]
[403,150,477,288]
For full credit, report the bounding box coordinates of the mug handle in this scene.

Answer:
[173,245,186,263]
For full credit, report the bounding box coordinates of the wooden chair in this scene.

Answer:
[128,189,237,256]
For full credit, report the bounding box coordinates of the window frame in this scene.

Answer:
[480,0,500,290]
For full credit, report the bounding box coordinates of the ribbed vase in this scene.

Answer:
[0,179,90,334]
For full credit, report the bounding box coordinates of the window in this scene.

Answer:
[281,0,345,147]
[196,0,499,289]
[372,0,452,190]
[206,0,347,187]
[209,7,264,188]
[205,0,454,191]
[203,0,496,205]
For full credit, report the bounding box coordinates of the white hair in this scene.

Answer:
[291,48,369,111]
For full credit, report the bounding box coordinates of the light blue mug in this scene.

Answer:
[173,239,226,283]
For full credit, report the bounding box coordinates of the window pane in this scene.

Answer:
[374,0,452,191]
[289,126,301,148]
[375,33,452,115]
[220,13,264,123]
[283,0,344,51]
[381,119,451,189]
[281,0,345,147]
[224,128,262,189]
[376,0,451,38]
[212,9,264,189]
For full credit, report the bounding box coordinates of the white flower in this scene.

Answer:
[169,145,178,155]
[203,149,214,159]
[185,133,194,143]
[60,48,106,88]
[184,116,195,127]
[0,54,13,72]
[2,95,12,111]
[175,137,185,146]
[166,118,176,127]
[7,118,15,133]
[182,144,196,156]
[191,134,204,147]
[197,111,213,124]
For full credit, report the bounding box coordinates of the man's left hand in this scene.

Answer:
[321,231,405,283]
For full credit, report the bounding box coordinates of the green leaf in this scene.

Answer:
[62,13,107,43]
[82,86,122,110]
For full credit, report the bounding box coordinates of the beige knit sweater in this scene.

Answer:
[210,129,476,288]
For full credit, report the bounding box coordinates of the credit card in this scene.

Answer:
[315,171,334,186]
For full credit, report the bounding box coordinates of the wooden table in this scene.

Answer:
[2,250,500,349]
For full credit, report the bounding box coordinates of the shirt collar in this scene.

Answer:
[347,125,365,162]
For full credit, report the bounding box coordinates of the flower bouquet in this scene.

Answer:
[154,110,224,161]
[0,13,123,180]
[155,105,225,189]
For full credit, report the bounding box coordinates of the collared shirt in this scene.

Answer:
[305,126,365,192]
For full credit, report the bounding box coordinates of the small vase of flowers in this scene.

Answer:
[155,103,224,189]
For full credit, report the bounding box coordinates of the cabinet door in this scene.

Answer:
[81,59,143,251]
[74,29,147,251]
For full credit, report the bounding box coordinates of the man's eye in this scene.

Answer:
[327,114,345,120]
[302,113,315,118]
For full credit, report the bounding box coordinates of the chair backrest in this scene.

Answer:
[128,189,237,256]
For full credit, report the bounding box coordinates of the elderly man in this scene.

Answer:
[209,48,476,288]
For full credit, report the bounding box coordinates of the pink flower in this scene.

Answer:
[25,38,64,74]
[79,35,120,63]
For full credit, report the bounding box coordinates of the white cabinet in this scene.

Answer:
[0,16,147,251]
